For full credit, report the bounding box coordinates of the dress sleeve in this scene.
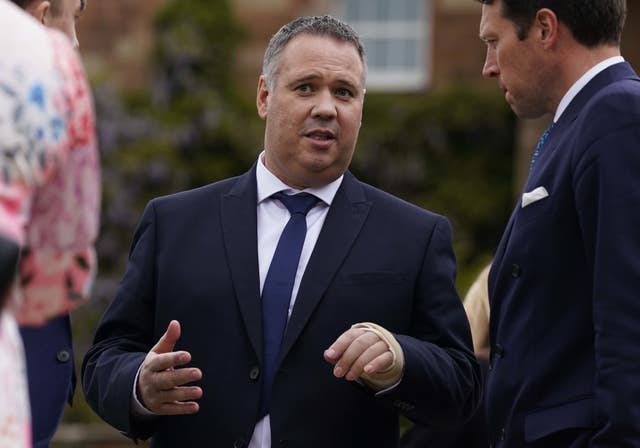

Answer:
[0,30,100,326]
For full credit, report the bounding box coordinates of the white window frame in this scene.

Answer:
[335,0,431,92]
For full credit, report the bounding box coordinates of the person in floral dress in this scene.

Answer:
[0,1,100,446]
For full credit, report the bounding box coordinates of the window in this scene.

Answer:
[337,0,430,91]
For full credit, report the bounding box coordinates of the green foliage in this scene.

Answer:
[153,0,244,99]
[94,0,260,289]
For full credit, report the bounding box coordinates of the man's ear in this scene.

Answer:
[25,0,50,25]
[256,75,269,120]
[534,8,559,49]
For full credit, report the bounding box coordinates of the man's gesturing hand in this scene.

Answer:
[324,322,405,390]
[137,320,203,415]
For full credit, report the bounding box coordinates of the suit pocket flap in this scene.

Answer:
[338,272,406,285]
[524,397,594,442]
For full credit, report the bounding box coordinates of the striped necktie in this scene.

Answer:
[529,122,555,172]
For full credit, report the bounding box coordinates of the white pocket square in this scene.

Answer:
[521,186,549,208]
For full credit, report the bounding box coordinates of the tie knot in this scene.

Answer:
[272,192,320,216]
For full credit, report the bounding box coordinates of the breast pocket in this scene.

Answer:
[338,271,407,285]
[331,272,412,327]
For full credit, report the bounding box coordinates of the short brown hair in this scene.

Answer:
[262,15,366,89]
[476,0,626,46]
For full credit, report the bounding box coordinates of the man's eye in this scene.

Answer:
[296,84,312,93]
[335,88,353,97]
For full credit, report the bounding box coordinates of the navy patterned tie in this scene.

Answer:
[529,122,555,172]
[259,191,319,417]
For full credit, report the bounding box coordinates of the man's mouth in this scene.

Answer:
[306,129,336,141]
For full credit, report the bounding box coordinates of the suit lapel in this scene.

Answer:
[221,164,262,362]
[526,62,639,187]
[489,206,516,301]
[279,172,371,362]
[561,62,638,127]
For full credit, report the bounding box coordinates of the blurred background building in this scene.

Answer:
[78,0,640,91]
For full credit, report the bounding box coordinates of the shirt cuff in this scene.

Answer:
[131,364,157,419]
[374,377,402,396]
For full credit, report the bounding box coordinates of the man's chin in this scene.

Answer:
[296,164,344,187]
[511,107,548,120]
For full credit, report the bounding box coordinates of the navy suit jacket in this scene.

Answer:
[487,62,640,447]
[21,315,75,447]
[82,167,480,447]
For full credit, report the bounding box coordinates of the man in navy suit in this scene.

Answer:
[478,0,640,446]
[82,15,481,447]
[11,1,89,446]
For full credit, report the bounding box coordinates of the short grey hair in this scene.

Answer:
[261,15,367,90]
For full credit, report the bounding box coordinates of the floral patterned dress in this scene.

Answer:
[0,2,100,445]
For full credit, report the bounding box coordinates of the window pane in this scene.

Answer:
[344,0,370,20]
[365,38,389,69]
[345,0,359,19]
[389,0,405,21]
[388,0,422,21]
[406,40,419,68]
[375,0,391,21]
[404,39,419,68]
[387,39,418,68]
[406,0,421,20]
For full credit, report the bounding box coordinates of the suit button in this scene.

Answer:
[249,366,260,381]
[511,263,521,278]
[279,440,287,446]
[233,439,246,448]
[56,350,71,363]
[499,427,506,441]
[493,344,504,358]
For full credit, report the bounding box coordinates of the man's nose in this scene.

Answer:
[311,90,338,119]
[482,51,498,78]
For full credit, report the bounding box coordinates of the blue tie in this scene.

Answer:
[259,191,319,417]
[529,122,555,172]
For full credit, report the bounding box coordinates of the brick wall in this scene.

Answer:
[77,0,169,89]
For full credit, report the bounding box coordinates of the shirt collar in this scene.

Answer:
[255,151,343,206]
[554,56,625,123]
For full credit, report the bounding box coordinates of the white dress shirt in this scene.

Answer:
[249,153,342,447]
[554,56,624,122]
